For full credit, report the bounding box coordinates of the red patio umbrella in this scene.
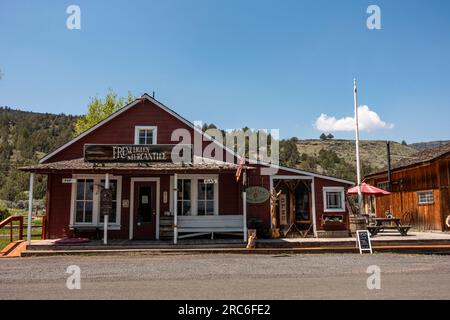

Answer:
[347,182,391,196]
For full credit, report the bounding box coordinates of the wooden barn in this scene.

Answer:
[364,143,450,231]
[20,94,353,243]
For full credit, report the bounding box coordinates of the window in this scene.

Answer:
[99,179,118,223]
[173,175,218,216]
[418,191,434,205]
[377,181,390,191]
[75,179,94,223]
[134,126,157,144]
[71,175,122,227]
[177,179,192,216]
[197,180,215,216]
[323,187,345,212]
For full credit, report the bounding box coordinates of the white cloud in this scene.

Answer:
[314,105,393,132]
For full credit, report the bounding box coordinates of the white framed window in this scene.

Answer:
[197,179,215,216]
[173,174,219,216]
[377,181,390,191]
[177,179,192,216]
[323,187,345,212]
[75,179,94,224]
[418,191,434,205]
[134,126,157,145]
[70,175,122,227]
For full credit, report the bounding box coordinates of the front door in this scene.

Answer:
[133,182,157,239]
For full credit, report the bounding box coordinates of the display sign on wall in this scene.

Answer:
[246,186,270,204]
[84,144,192,163]
[279,194,288,225]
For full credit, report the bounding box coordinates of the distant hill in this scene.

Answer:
[280,139,419,183]
[296,139,417,171]
[408,140,450,152]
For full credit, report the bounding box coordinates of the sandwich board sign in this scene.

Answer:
[356,230,373,254]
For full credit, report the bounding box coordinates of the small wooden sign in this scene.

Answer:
[62,178,77,184]
[100,189,113,217]
[204,178,218,184]
[246,186,270,204]
[279,194,287,225]
[357,230,373,254]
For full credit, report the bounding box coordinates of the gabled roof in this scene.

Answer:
[39,93,241,164]
[366,142,450,178]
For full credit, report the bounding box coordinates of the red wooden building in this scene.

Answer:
[21,94,353,242]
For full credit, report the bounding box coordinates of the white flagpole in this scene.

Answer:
[354,79,362,215]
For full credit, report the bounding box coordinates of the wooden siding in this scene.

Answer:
[366,156,450,231]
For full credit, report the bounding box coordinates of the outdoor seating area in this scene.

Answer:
[367,217,411,236]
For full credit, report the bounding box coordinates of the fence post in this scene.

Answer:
[10,221,13,243]
[19,216,23,240]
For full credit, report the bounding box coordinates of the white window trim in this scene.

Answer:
[174,174,219,216]
[417,190,434,205]
[377,181,390,191]
[323,186,346,213]
[134,126,157,144]
[70,174,122,229]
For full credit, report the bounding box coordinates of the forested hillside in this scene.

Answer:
[281,138,418,183]
[0,107,78,202]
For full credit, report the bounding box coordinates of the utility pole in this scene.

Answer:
[386,141,392,191]
[354,79,362,214]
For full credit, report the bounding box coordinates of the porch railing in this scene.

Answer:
[0,216,24,242]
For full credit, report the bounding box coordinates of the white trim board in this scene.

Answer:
[129,177,160,240]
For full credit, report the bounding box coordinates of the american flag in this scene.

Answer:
[235,157,245,182]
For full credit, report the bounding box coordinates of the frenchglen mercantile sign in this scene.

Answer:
[84,144,192,163]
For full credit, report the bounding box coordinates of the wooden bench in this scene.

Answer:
[177,215,244,240]
[72,226,101,239]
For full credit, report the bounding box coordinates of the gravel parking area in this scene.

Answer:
[1,253,449,299]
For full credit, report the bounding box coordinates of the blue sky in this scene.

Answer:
[1,0,450,143]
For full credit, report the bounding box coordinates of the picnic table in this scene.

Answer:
[367,217,411,236]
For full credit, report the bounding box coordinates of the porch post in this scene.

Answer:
[173,173,178,244]
[243,191,247,242]
[27,173,34,246]
[104,173,110,245]
[242,168,247,242]
[311,178,318,237]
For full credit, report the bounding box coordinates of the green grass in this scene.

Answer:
[0,209,43,251]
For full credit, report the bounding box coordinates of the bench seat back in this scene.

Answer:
[178,215,243,230]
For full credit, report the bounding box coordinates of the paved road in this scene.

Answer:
[1,253,449,299]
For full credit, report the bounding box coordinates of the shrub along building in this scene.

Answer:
[365,143,450,231]
[20,94,353,243]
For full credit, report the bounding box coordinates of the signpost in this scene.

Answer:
[356,230,373,254]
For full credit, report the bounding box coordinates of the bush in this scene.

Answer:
[0,206,10,221]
